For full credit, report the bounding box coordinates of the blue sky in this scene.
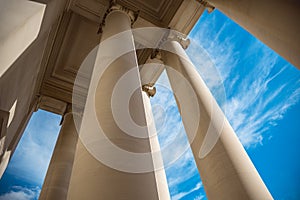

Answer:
[0,111,61,200]
[0,9,300,200]
[150,10,300,200]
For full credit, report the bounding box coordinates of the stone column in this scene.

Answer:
[205,0,300,69]
[39,106,78,200]
[67,4,159,200]
[162,39,273,200]
[142,88,170,200]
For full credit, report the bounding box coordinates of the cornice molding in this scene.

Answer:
[38,95,68,115]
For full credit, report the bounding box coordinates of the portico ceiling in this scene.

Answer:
[71,0,183,26]
[38,0,204,113]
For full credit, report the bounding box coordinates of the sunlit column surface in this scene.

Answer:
[142,90,170,200]
[206,0,300,69]
[67,5,159,200]
[39,107,79,200]
[0,0,45,77]
[162,40,273,200]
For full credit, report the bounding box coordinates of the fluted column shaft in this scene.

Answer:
[67,6,159,200]
[142,91,170,200]
[39,110,78,200]
[162,40,273,200]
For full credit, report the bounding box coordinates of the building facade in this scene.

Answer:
[0,0,299,199]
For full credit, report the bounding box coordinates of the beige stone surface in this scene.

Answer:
[0,0,45,77]
[0,0,69,177]
[67,9,159,200]
[142,91,170,200]
[162,40,273,200]
[1,0,298,198]
[39,111,79,200]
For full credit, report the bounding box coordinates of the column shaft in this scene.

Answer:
[142,91,170,200]
[207,0,300,69]
[162,40,273,200]
[67,9,159,200]
[39,112,78,200]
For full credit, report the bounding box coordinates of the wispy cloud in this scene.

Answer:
[151,72,184,149]
[151,71,205,199]
[166,150,198,188]
[151,10,300,200]
[194,195,205,200]
[187,10,300,148]
[0,186,40,200]
[172,182,202,200]
[6,110,61,185]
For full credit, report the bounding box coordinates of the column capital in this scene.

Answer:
[195,0,215,13]
[151,30,190,60]
[142,84,156,98]
[150,49,163,61]
[98,0,139,34]
[167,31,191,50]
[60,104,83,126]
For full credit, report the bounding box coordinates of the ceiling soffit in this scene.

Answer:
[117,0,184,27]
[38,0,204,110]
[40,11,100,104]
[71,0,184,27]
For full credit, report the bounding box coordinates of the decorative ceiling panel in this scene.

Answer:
[40,11,100,103]
[70,0,184,26]
[39,0,201,108]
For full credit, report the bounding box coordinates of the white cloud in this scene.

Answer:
[186,11,300,148]
[0,186,40,200]
[152,11,300,200]
[150,72,205,199]
[166,150,198,188]
[172,182,202,200]
[6,110,61,185]
[220,51,300,147]
[151,71,186,154]
[194,195,205,200]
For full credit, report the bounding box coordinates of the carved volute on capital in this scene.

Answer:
[60,104,83,126]
[142,84,156,98]
[98,0,139,34]
[151,30,191,61]
[167,32,191,50]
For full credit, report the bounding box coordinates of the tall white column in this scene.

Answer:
[142,89,170,200]
[162,40,273,200]
[67,4,160,200]
[206,0,300,69]
[39,107,78,200]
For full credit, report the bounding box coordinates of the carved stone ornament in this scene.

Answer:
[98,0,139,34]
